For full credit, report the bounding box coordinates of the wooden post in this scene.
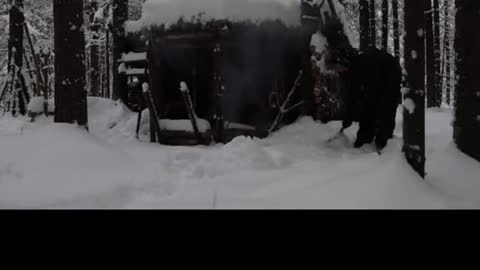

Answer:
[180,82,202,142]
[213,42,224,142]
[142,83,162,144]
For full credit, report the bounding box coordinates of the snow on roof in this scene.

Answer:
[127,0,302,32]
[119,52,147,62]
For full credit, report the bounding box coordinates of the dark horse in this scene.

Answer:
[317,4,402,151]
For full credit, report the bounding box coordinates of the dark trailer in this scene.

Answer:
[127,20,309,145]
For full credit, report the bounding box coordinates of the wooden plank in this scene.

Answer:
[179,82,202,142]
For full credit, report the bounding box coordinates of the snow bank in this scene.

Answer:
[428,143,480,208]
[0,123,139,208]
[88,97,147,142]
[425,109,480,208]
[27,97,44,113]
[1,101,479,209]
[0,113,29,136]
[27,97,54,114]
[163,135,292,180]
[88,97,212,140]
[127,0,301,32]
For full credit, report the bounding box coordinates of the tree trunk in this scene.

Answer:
[392,0,400,58]
[54,0,88,128]
[8,0,23,73]
[369,0,376,48]
[403,0,426,178]
[426,0,440,108]
[105,30,111,99]
[89,0,101,97]
[300,0,320,117]
[381,0,388,51]
[8,0,29,116]
[442,0,452,105]
[433,0,441,105]
[112,0,128,104]
[359,0,370,51]
[453,0,480,162]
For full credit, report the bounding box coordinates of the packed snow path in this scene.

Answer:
[0,98,479,209]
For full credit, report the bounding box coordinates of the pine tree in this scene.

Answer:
[53,0,88,128]
[453,0,480,162]
[403,0,426,178]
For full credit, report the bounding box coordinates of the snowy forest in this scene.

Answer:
[0,0,479,209]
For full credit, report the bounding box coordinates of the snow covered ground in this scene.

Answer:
[0,97,479,209]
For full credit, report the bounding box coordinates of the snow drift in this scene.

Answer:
[1,98,479,209]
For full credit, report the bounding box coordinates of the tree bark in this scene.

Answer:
[403,0,426,178]
[381,0,388,51]
[8,0,23,73]
[453,0,480,162]
[89,0,101,97]
[54,0,88,128]
[442,0,452,105]
[426,0,440,107]
[112,0,128,104]
[392,0,400,58]
[369,0,376,48]
[433,0,441,105]
[8,0,29,115]
[359,0,370,51]
[105,30,111,98]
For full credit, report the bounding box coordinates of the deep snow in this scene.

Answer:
[0,97,479,209]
